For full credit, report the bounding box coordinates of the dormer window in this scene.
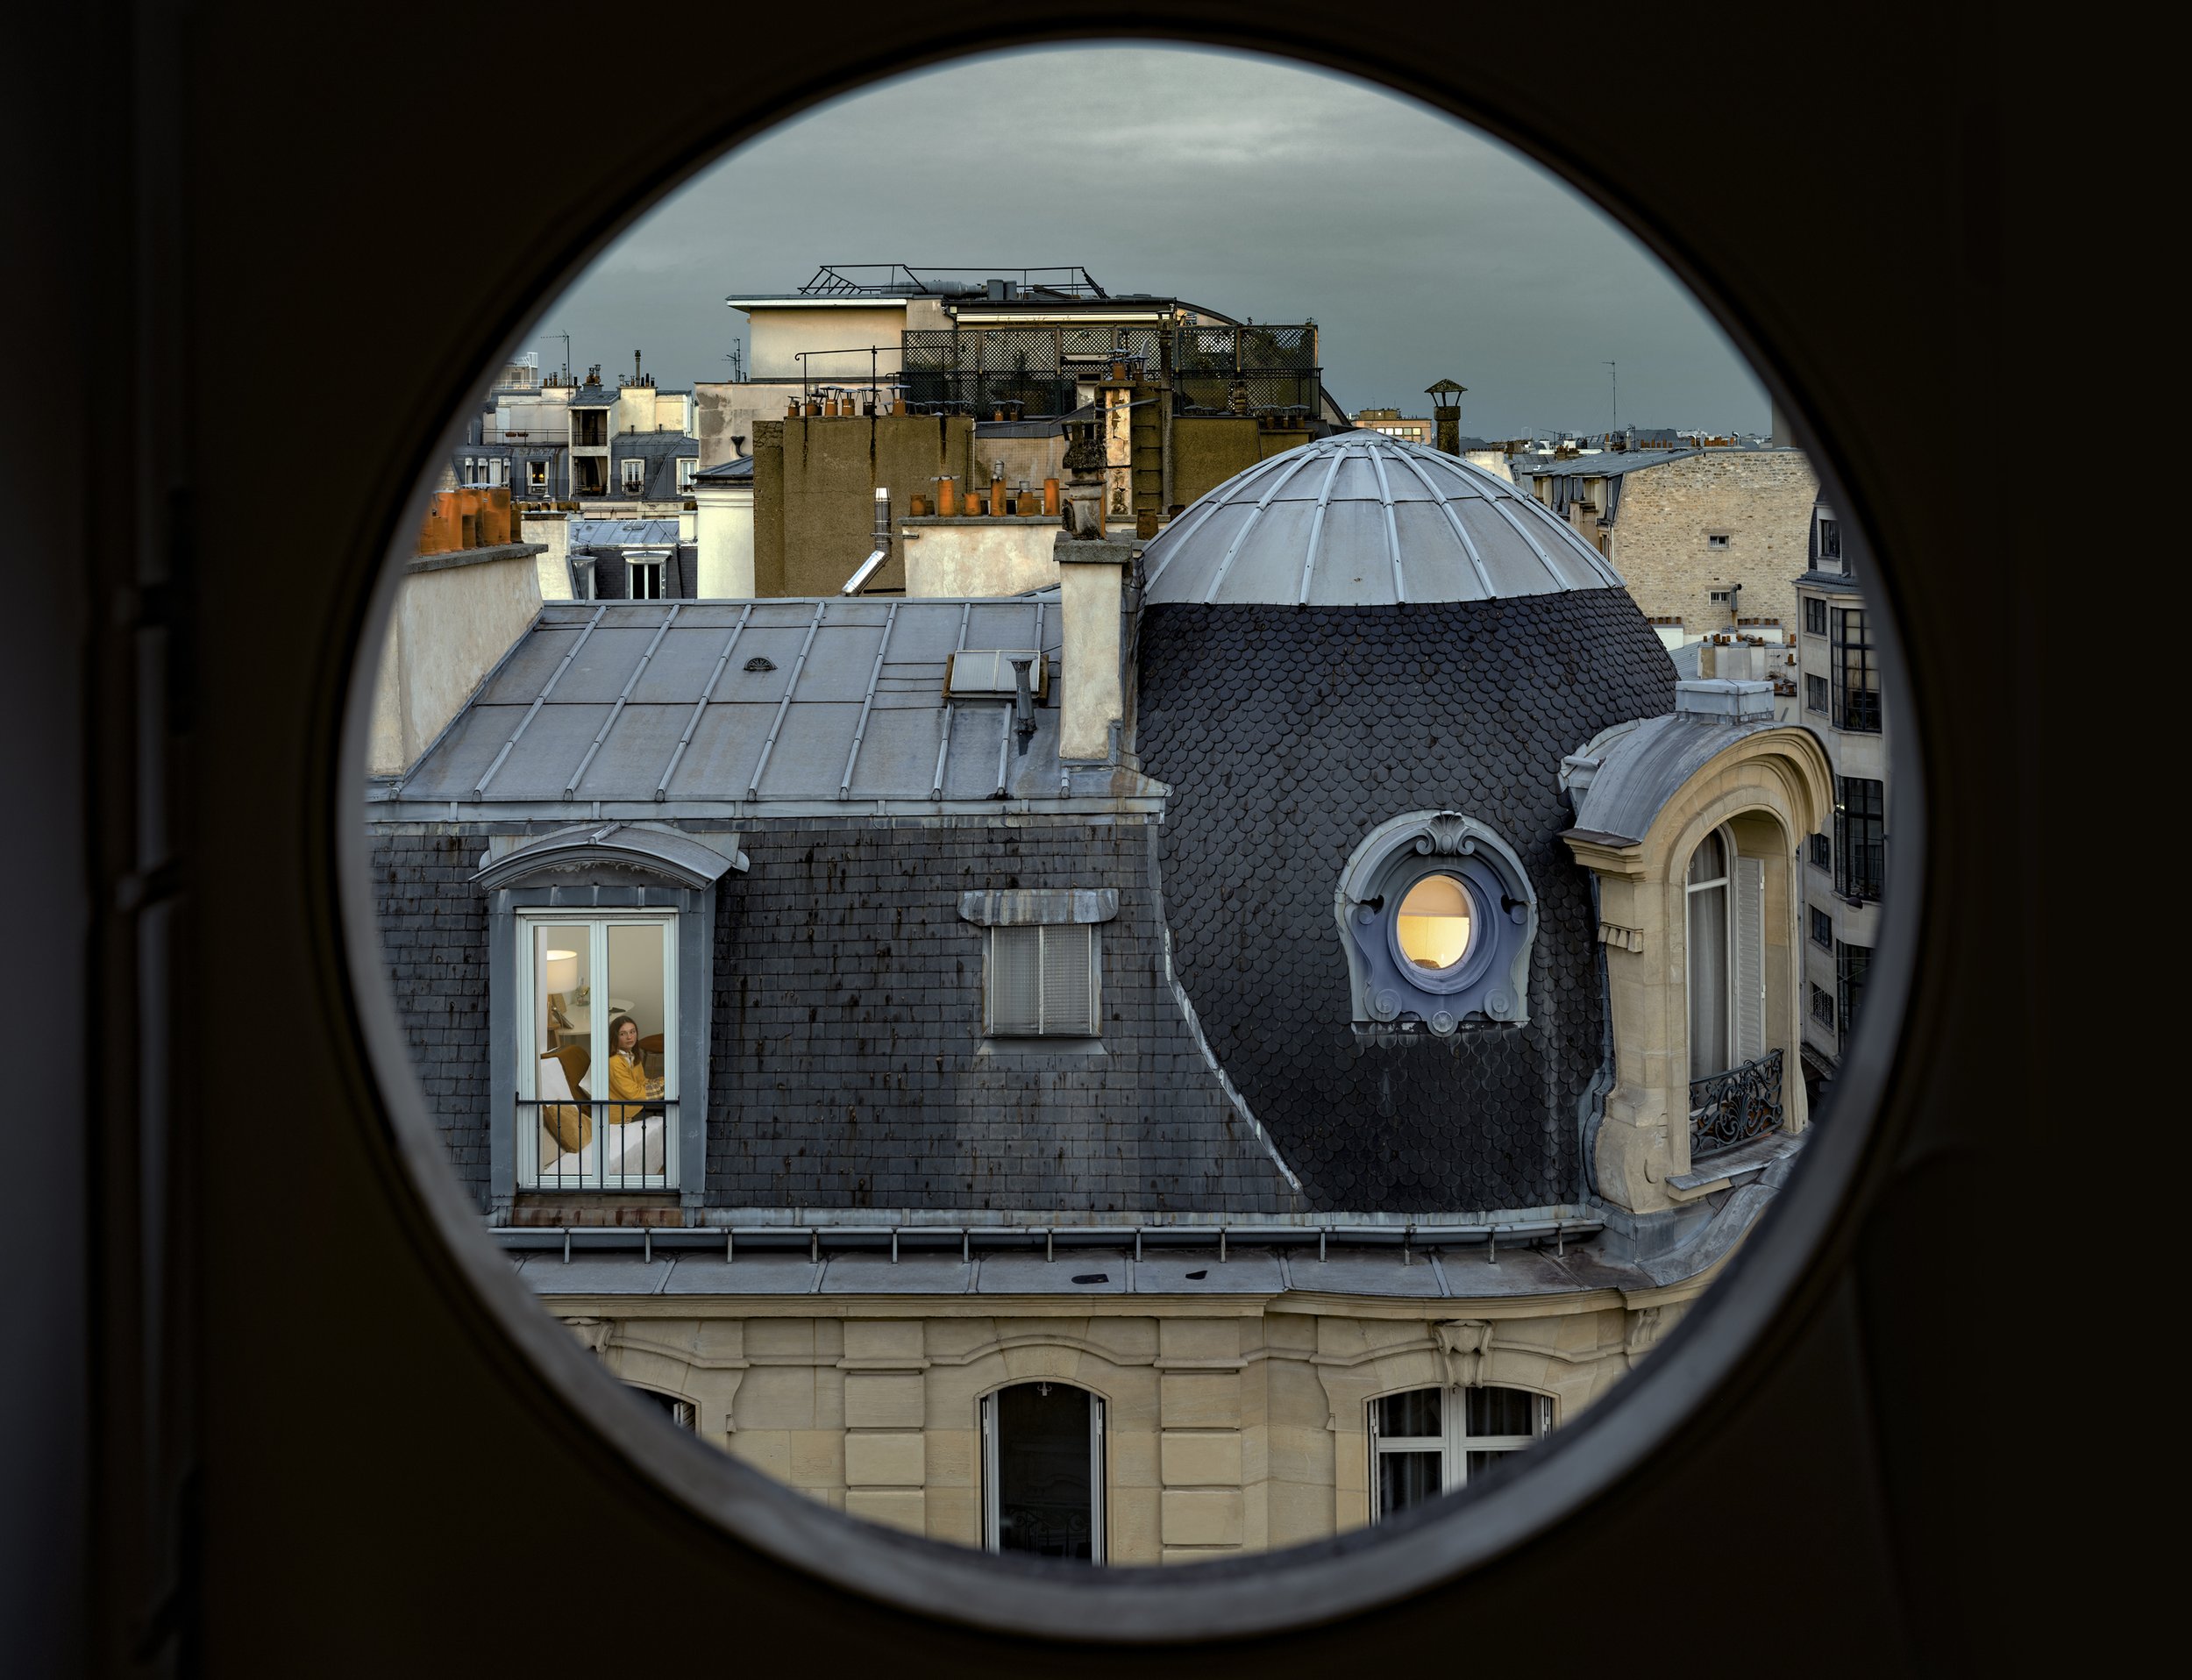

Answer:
[1336,813,1539,1036]
[958,889,1118,1042]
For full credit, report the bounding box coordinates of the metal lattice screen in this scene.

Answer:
[900,325,1319,417]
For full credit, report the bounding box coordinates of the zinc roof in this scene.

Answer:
[1139,431,1625,606]
[381,597,1078,814]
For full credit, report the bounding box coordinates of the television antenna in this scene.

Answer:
[539,331,571,382]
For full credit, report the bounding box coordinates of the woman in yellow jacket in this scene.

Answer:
[602,1014,656,1126]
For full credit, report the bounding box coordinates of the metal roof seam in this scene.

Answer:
[655,602,753,801]
[1484,494,1572,589]
[1365,445,1407,604]
[931,602,972,801]
[472,603,605,798]
[1506,478,1624,584]
[1201,447,1320,605]
[838,602,900,797]
[1297,444,1353,606]
[1387,448,1497,599]
[564,604,680,800]
[745,599,827,799]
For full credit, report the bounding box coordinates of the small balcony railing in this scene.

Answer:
[519,1095,676,1191]
[1688,1050,1784,1159]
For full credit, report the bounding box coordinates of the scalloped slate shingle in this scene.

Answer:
[1134,592,1676,1214]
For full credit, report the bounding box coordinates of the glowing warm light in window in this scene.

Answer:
[1397,874,1473,971]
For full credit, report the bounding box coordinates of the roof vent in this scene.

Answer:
[945,650,1048,701]
[744,656,776,673]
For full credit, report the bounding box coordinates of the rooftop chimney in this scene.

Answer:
[1055,537,1137,761]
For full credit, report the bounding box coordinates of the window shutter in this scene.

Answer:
[1040,924,1095,1035]
[989,926,1042,1035]
[1733,855,1766,1064]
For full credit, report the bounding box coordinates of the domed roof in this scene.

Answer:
[1140,431,1624,606]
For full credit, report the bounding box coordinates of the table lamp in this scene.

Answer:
[544,949,579,996]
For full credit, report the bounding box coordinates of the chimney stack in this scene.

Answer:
[1054,537,1137,762]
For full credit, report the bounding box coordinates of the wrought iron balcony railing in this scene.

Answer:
[519,1094,677,1191]
[1688,1050,1784,1159]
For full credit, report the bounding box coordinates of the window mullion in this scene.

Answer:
[1036,923,1048,1036]
[592,920,608,1185]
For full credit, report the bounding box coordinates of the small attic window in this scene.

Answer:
[621,457,646,492]
[986,924,1097,1037]
[1706,533,1731,550]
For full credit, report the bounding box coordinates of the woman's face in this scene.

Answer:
[616,1020,637,1053]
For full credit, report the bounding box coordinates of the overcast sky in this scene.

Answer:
[537,45,1767,439]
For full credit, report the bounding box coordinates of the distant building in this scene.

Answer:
[1515,446,1818,644]
[1352,407,1433,445]
[461,354,696,509]
[1790,498,1886,1094]
[699,265,1350,589]
[714,267,1353,595]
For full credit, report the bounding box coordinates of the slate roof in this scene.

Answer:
[1140,431,1622,605]
[1134,589,1678,1214]
[694,456,754,483]
[375,597,1093,816]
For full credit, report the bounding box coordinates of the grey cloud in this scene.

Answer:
[532,45,1766,438]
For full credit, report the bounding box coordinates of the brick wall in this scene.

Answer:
[1604,450,1819,633]
[369,830,492,1202]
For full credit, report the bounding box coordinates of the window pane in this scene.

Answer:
[1396,873,1472,971]
[991,927,1041,1034]
[1040,924,1094,1035]
[1466,1449,1518,1482]
[1377,1388,1441,1438]
[534,926,593,1185]
[1688,881,1729,1079]
[1685,830,1726,885]
[994,1384,1095,1562]
[604,922,668,1178]
[1377,1451,1443,1516]
[1464,1385,1538,1437]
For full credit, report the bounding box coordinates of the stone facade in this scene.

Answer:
[554,1282,1707,1562]
[1549,450,1819,638]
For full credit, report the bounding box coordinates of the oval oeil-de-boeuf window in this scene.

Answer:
[351,37,1902,1638]
[1396,873,1475,972]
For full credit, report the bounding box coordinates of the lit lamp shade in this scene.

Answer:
[544,949,580,995]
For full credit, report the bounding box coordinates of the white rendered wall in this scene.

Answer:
[694,485,755,597]
[901,518,1059,599]
[367,550,543,775]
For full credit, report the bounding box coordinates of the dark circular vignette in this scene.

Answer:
[329,25,1926,1644]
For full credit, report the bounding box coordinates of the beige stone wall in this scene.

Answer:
[550,1285,1712,1563]
[1566,728,1833,1211]
[1598,451,1819,637]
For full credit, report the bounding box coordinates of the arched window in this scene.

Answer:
[624,1385,694,1431]
[1685,825,1765,1082]
[980,1382,1105,1563]
[1370,1385,1552,1520]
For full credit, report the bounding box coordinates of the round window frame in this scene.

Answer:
[1384,863,1494,994]
[331,28,1926,1654]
